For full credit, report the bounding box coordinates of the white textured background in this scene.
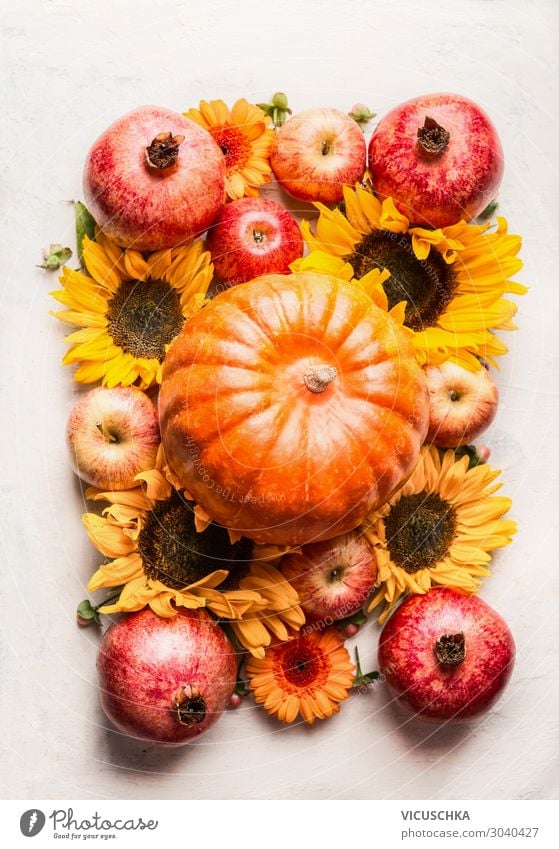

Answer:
[1,0,558,800]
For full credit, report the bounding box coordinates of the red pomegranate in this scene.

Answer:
[368,93,504,227]
[97,608,237,745]
[83,105,226,251]
[378,587,515,722]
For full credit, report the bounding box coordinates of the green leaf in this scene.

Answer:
[234,679,250,697]
[77,599,99,623]
[477,200,499,221]
[453,444,481,469]
[338,609,368,628]
[352,645,380,689]
[38,243,72,271]
[74,201,97,265]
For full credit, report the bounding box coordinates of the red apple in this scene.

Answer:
[67,387,160,490]
[97,608,236,745]
[378,587,515,722]
[270,107,366,204]
[369,93,504,227]
[206,197,304,286]
[83,105,226,250]
[280,530,377,624]
[425,360,498,448]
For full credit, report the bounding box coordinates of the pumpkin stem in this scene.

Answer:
[174,684,207,726]
[416,116,450,158]
[435,632,466,666]
[304,364,337,394]
[146,132,185,170]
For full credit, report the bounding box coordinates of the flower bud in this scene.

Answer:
[228,692,243,709]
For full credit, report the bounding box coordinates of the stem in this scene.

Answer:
[355,645,364,679]
[435,632,466,666]
[253,229,265,244]
[304,364,337,394]
[416,116,450,158]
[146,132,185,170]
[96,422,117,443]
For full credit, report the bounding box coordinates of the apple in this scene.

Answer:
[425,360,499,448]
[270,107,366,204]
[280,530,377,625]
[206,197,304,286]
[67,387,160,490]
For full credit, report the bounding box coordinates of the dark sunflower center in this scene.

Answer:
[346,231,457,331]
[138,491,253,590]
[281,641,325,689]
[106,278,184,361]
[384,491,457,574]
[210,127,251,171]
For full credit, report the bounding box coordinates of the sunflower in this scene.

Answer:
[50,231,213,389]
[184,98,274,200]
[224,560,306,659]
[83,457,262,619]
[301,185,526,369]
[363,446,516,623]
[246,628,355,724]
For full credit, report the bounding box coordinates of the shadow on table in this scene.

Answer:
[375,678,476,755]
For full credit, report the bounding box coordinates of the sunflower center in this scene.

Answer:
[138,492,253,590]
[106,278,184,361]
[384,491,457,573]
[279,639,328,690]
[211,126,251,171]
[346,231,457,331]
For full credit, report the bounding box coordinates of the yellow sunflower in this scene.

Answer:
[226,561,305,659]
[83,458,262,619]
[83,451,305,658]
[300,185,526,370]
[50,231,213,389]
[246,628,355,724]
[363,446,516,623]
[184,98,274,200]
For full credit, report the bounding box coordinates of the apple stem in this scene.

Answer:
[174,685,207,727]
[416,116,450,158]
[253,229,265,244]
[96,422,118,443]
[146,132,185,170]
[435,632,466,666]
[321,139,332,156]
[304,364,337,394]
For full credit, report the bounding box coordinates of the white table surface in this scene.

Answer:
[1,0,558,801]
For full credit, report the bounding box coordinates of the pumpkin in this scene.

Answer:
[159,272,428,546]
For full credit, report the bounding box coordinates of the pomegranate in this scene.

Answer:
[281,530,377,624]
[368,93,504,227]
[378,587,515,722]
[84,106,226,251]
[97,608,236,745]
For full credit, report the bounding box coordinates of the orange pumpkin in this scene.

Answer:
[159,272,428,546]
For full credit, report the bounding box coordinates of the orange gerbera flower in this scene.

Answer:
[246,629,355,724]
[184,98,274,200]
